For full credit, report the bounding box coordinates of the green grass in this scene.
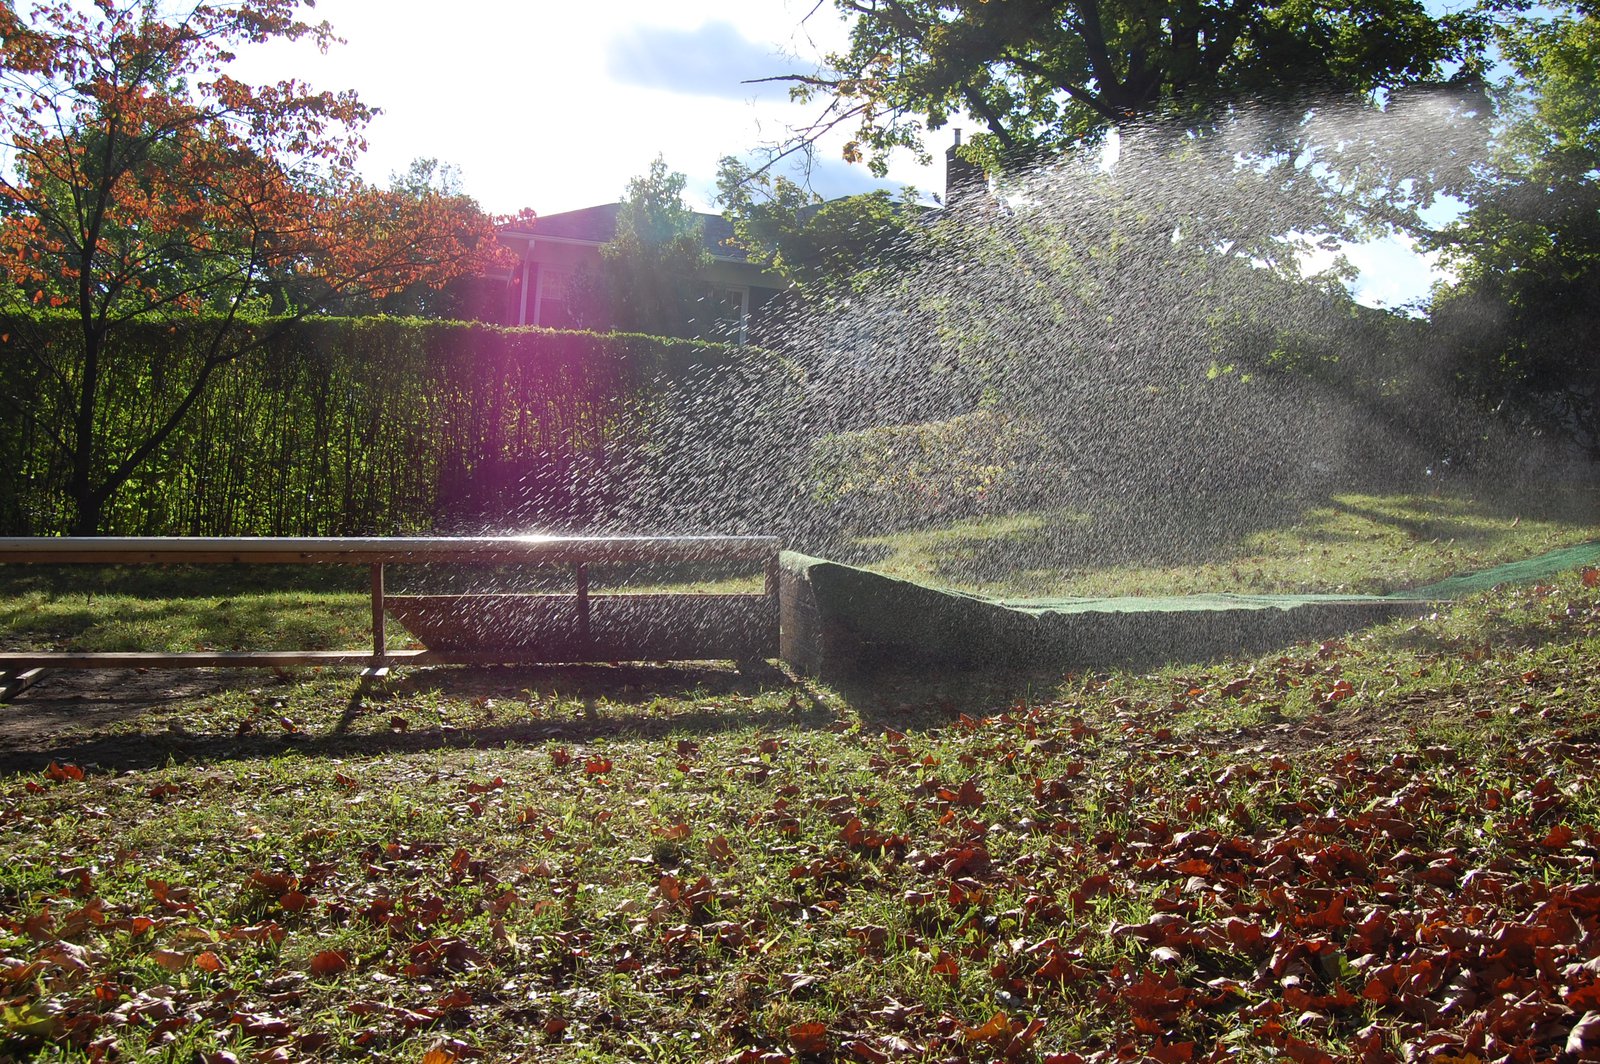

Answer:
[1,487,1598,1060]
[857,485,1600,598]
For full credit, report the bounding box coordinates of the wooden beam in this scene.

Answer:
[0,650,429,670]
[0,535,781,566]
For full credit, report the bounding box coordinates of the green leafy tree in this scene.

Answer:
[778,0,1488,174]
[715,156,923,300]
[1430,4,1600,455]
[572,157,714,338]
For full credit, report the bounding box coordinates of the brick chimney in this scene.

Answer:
[944,129,984,206]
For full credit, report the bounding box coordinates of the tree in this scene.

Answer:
[569,157,715,339]
[0,0,504,533]
[1429,3,1600,455]
[774,0,1488,176]
[715,155,923,301]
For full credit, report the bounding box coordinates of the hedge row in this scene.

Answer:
[0,317,767,536]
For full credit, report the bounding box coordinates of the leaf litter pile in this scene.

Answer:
[3,570,1600,1061]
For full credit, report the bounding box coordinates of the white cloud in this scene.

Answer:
[226,0,940,217]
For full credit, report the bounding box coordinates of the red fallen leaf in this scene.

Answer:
[931,952,960,981]
[584,756,613,775]
[308,950,349,977]
[708,835,735,864]
[788,1021,829,1054]
[963,1011,1017,1045]
[248,871,298,895]
[1567,983,1600,1011]
[843,1039,888,1063]
[333,772,359,790]
[389,715,409,733]
[653,822,691,841]
[421,1049,459,1064]
[1147,1041,1195,1063]
[194,951,225,973]
[44,761,85,782]
[1541,824,1576,848]
[1569,1011,1600,1054]
[229,921,286,945]
[543,1017,568,1036]
[550,748,572,767]
[148,782,182,800]
[659,874,682,903]
[464,777,505,794]
[434,988,474,1010]
[231,1012,292,1037]
[278,890,314,912]
[1581,566,1599,588]
[151,948,188,971]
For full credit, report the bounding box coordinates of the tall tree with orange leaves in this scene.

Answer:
[0,0,506,533]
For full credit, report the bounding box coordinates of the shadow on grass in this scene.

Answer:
[0,662,839,776]
[0,655,1083,775]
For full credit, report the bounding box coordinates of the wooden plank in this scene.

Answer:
[385,592,778,661]
[0,650,429,669]
[371,562,386,657]
[1,667,46,701]
[0,535,780,566]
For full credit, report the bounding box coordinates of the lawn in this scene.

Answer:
[2,487,1599,1062]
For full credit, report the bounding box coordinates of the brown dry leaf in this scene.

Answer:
[194,951,225,973]
[1568,1011,1600,1054]
[278,890,314,913]
[308,950,349,977]
[962,1011,1016,1045]
[788,1021,829,1054]
[151,948,189,971]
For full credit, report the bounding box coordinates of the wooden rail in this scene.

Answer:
[0,536,781,696]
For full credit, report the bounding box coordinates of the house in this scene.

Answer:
[494,204,786,343]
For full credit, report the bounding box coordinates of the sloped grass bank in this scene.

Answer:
[3,566,1598,1061]
[858,486,1600,599]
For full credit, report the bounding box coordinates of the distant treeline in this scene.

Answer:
[0,317,766,536]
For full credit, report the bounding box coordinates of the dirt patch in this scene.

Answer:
[0,668,233,751]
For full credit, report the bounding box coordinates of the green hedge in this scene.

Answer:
[0,316,763,536]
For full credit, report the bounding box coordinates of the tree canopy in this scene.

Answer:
[571,157,717,339]
[1429,3,1600,455]
[784,0,1491,174]
[715,156,923,301]
[0,0,504,533]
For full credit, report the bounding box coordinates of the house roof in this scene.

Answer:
[500,203,749,263]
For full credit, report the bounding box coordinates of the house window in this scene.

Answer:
[704,284,749,344]
[532,265,576,329]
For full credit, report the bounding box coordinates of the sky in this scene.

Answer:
[229,0,1444,308]
[232,0,943,216]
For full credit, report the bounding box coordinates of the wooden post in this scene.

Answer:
[370,562,386,658]
[575,563,590,641]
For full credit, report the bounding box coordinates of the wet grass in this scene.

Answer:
[859,484,1600,598]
